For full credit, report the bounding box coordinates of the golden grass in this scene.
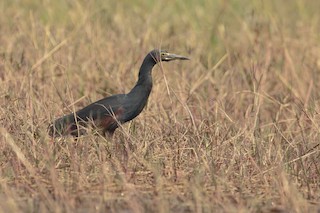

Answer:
[0,0,319,212]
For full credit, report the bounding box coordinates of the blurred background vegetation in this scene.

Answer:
[0,0,319,212]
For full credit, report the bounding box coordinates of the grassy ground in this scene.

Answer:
[0,0,319,212]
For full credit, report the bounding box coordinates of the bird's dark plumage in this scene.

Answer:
[49,49,189,137]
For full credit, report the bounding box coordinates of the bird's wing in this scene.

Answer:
[75,94,127,121]
[49,94,127,136]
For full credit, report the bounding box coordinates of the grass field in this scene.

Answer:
[1,0,320,212]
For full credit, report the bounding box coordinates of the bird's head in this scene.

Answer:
[150,49,189,63]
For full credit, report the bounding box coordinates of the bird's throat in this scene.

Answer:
[128,54,155,97]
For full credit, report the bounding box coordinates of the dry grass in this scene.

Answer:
[0,0,320,212]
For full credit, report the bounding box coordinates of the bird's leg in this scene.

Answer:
[103,129,126,164]
[122,139,129,173]
[112,134,129,174]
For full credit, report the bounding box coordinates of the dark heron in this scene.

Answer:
[49,49,189,137]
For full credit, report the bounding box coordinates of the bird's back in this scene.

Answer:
[76,94,126,121]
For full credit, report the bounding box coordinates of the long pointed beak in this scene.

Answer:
[165,53,190,61]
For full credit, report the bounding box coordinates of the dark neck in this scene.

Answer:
[129,54,156,94]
